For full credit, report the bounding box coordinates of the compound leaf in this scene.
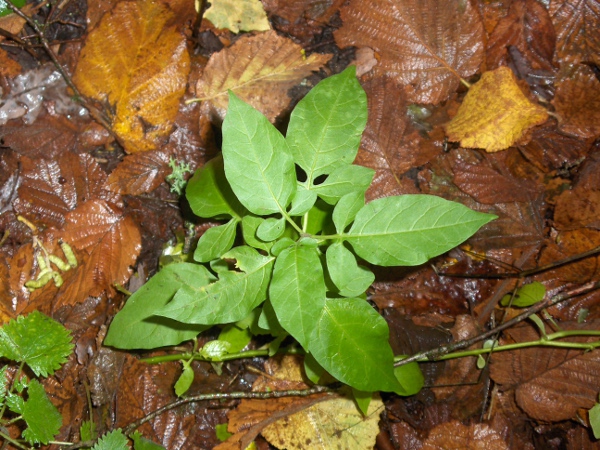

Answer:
[326,242,374,298]
[309,298,402,393]
[194,218,239,263]
[104,263,214,349]
[21,379,62,445]
[158,246,274,325]
[311,164,374,205]
[333,191,365,234]
[0,311,73,377]
[256,216,286,242]
[222,92,296,215]
[269,244,326,347]
[287,66,368,184]
[345,195,496,266]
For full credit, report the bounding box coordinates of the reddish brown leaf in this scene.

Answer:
[487,0,556,71]
[549,0,600,65]
[422,420,509,450]
[13,152,119,229]
[554,188,600,230]
[553,64,600,139]
[490,321,600,422]
[335,0,485,104]
[106,149,172,195]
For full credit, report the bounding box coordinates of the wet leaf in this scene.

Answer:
[445,66,549,152]
[106,149,172,195]
[553,64,600,139]
[549,0,600,65]
[73,0,190,153]
[205,0,270,33]
[196,30,331,121]
[490,321,600,422]
[335,0,485,104]
[421,420,508,449]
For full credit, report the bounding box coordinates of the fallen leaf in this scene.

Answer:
[205,0,270,33]
[195,30,331,121]
[422,420,508,450]
[490,321,600,422]
[553,64,600,139]
[487,0,556,71]
[549,0,600,65]
[335,0,485,104]
[0,47,21,77]
[106,149,172,195]
[445,66,549,152]
[73,0,190,153]
[554,188,600,230]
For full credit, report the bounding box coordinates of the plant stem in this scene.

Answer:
[0,431,27,450]
[140,346,304,364]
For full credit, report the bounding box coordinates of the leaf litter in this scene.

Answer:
[1,0,600,448]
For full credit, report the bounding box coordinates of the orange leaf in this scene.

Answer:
[195,30,331,122]
[335,0,484,104]
[106,149,172,195]
[445,66,549,152]
[73,0,190,153]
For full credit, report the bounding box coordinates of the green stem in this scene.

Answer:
[0,430,28,450]
[140,347,304,365]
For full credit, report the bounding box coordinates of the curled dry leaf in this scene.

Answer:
[445,66,549,152]
[196,30,331,122]
[549,0,600,65]
[73,0,190,153]
[335,0,485,104]
[106,149,172,195]
[487,0,556,71]
[422,420,508,450]
[553,64,600,139]
[490,321,600,422]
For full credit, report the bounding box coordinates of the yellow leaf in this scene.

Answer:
[73,0,190,153]
[204,0,271,33]
[445,66,548,152]
[196,30,331,122]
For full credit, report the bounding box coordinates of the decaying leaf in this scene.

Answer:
[335,0,485,104]
[490,321,600,422]
[422,420,508,450]
[549,0,600,65]
[73,0,190,153]
[205,0,270,33]
[553,64,600,139]
[106,149,172,195]
[195,30,331,121]
[445,66,549,152]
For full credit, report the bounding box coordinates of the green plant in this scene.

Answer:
[0,311,72,448]
[104,66,496,395]
[0,0,26,18]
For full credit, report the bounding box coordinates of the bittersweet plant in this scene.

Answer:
[105,67,496,395]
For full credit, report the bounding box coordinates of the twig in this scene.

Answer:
[394,280,600,366]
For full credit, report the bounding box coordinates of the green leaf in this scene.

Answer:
[21,379,62,445]
[288,184,317,216]
[200,340,231,360]
[0,366,7,407]
[332,191,365,234]
[80,419,97,442]
[241,214,274,252]
[92,429,129,450]
[501,281,546,307]
[6,391,24,413]
[218,324,252,353]
[590,402,600,439]
[345,195,497,266]
[393,360,424,396]
[255,301,286,336]
[351,388,372,416]
[304,199,334,235]
[269,245,326,347]
[174,362,194,397]
[194,218,239,262]
[0,311,73,377]
[131,431,167,450]
[304,353,325,384]
[222,92,296,215]
[271,237,295,256]
[309,298,401,393]
[215,423,233,442]
[104,263,214,349]
[287,66,368,185]
[256,216,286,242]
[312,165,374,205]
[158,246,274,325]
[186,154,244,219]
[326,242,374,297]
[0,0,26,18]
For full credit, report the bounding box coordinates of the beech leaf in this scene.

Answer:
[204,0,270,33]
[106,149,172,195]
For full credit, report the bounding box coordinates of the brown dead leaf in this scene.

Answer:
[553,64,600,139]
[335,0,485,104]
[0,48,21,77]
[549,0,600,65]
[422,420,508,450]
[445,66,549,152]
[490,321,600,422]
[487,0,556,71]
[195,30,331,122]
[73,0,190,153]
[106,149,172,195]
[554,187,600,230]
[13,152,119,229]
[357,75,438,199]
